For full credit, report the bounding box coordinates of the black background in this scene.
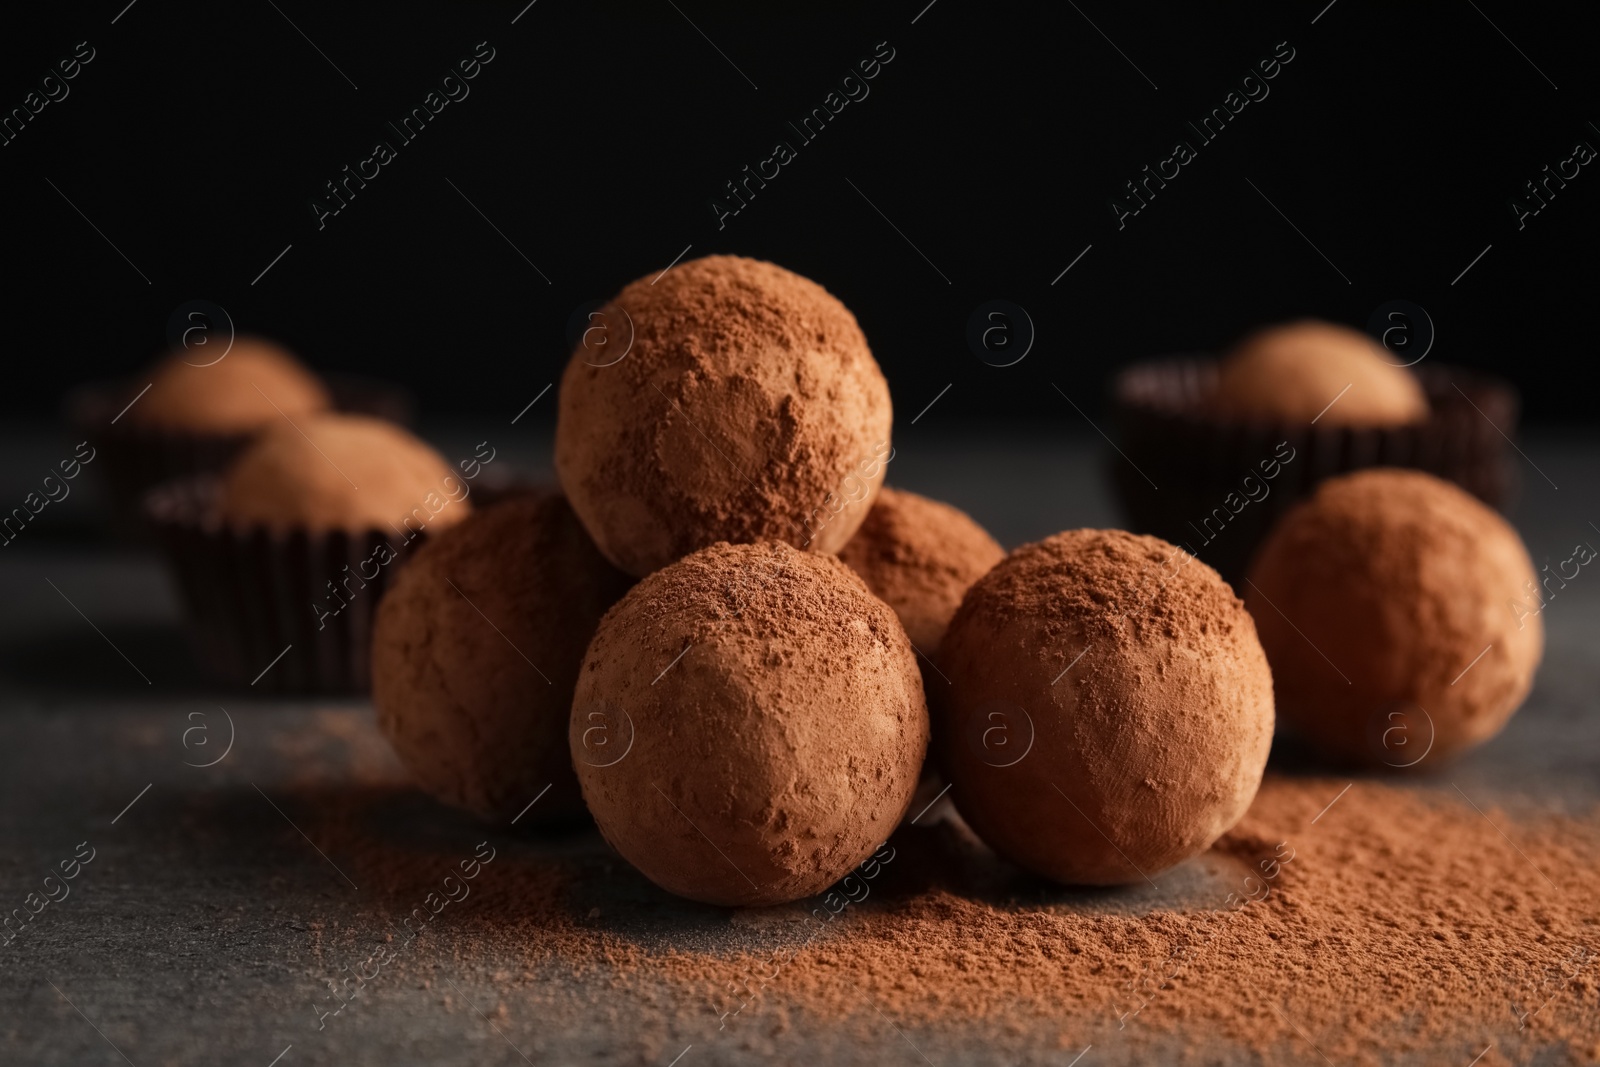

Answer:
[3,0,1595,426]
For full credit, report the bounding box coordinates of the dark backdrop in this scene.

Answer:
[3,0,1595,425]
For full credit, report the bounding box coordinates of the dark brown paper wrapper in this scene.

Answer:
[1109,358,1519,585]
[145,478,427,694]
[66,374,413,535]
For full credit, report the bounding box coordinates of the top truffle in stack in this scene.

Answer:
[555,255,893,576]
[1211,320,1428,426]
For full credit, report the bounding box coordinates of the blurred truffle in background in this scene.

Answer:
[217,413,469,534]
[127,337,331,433]
[66,336,412,531]
[1109,318,1520,583]
[145,413,472,694]
[1210,320,1428,427]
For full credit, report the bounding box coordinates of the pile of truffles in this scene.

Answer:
[371,256,1543,907]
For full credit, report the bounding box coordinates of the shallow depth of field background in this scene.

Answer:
[2,0,1595,435]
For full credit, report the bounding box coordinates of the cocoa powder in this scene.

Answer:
[286,726,1600,1065]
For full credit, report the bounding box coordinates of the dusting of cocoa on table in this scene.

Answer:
[289,748,1600,1066]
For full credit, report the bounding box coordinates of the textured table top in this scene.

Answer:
[1,425,1596,1066]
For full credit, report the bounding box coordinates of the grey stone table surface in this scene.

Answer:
[0,423,1596,1066]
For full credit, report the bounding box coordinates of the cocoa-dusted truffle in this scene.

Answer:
[1244,469,1542,767]
[1212,320,1428,426]
[555,255,893,577]
[373,491,632,822]
[938,530,1274,885]
[129,336,331,432]
[836,487,1004,655]
[218,413,469,533]
[570,540,927,906]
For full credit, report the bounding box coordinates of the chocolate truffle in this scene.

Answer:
[129,336,331,433]
[1244,469,1542,767]
[570,540,927,906]
[836,487,1004,655]
[938,530,1274,885]
[1212,320,1428,426]
[218,413,469,533]
[373,491,633,822]
[555,255,893,577]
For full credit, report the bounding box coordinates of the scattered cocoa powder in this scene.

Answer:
[286,743,1600,1066]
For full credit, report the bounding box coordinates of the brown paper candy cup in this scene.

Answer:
[1109,357,1518,584]
[66,374,413,536]
[144,477,428,694]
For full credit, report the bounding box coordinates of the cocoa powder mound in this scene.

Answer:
[293,760,1600,1066]
[554,255,893,576]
